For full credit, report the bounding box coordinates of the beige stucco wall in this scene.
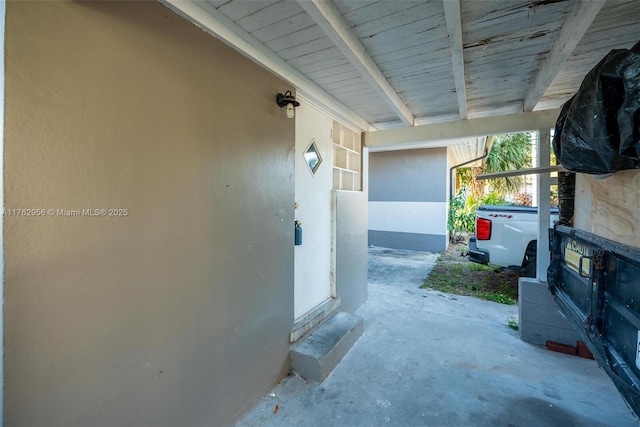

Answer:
[4,1,294,426]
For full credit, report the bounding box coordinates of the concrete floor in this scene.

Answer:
[236,247,637,427]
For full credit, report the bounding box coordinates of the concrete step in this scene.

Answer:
[290,311,363,382]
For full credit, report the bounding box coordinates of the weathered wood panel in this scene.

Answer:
[338,0,421,25]
[373,42,447,66]
[287,46,344,69]
[313,70,363,87]
[264,26,326,52]
[540,0,640,109]
[296,57,351,74]
[462,0,571,30]
[203,0,639,128]
[235,1,303,33]
[462,0,570,118]
[217,0,277,22]
[205,0,229,9]
[278,37,335,61]
[323,78,371,93]
[349,3,440,38]
[324,86,395,124]
[377,49,451,73]
[574,171,640,249]
[251,11,314,42]
[362,22,447,55]
[332,0,375,16]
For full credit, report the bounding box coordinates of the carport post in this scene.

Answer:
[536,129,551,281]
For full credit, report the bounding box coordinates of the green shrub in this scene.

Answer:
[448,188,475,233]
[449,189,509,235]
[481,191,508,206]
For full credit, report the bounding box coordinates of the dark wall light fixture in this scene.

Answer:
[276,90,300,119]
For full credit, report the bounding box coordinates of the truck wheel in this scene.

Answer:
[523,257,536,278]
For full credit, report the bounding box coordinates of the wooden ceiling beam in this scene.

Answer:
[365,109,560,148]
[523,0,605,112]
[443,0,467,120]
[297,0,415,126]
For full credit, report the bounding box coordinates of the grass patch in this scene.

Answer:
[421,237,521,305]
[507,316,519,330]
[467,262,494,272]
[479,292,517,305]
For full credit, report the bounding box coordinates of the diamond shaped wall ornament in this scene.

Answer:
[304,139,322,175]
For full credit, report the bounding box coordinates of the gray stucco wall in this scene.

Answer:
[336,191,368,313]
[368,230,447,252]
[368,148,448,252]
[369,148,448,202]
[4,2,293,426]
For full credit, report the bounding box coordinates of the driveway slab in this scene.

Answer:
[236,248,637,427]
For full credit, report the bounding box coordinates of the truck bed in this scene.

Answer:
[548,225,640,417]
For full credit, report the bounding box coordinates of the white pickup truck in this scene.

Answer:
[468,205,559,276]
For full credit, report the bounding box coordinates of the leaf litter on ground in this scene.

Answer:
[422,239,521,305]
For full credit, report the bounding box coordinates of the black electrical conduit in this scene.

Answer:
[449,148,489,199]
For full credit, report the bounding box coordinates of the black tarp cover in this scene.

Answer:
[553,41,640,174]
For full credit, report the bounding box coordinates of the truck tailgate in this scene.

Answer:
[548,225,640,417]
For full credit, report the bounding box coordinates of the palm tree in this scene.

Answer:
[456,132,532,199]
[451,133,532,235]
[484,133,532,196]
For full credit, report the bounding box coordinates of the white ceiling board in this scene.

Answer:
[165,0,637,135]
[251,11,316,43]
[462,0,572,37]
[378,50,452,74]
[348,3,436,38]
[205,0,229,8]
[322,79,372,93]
[524,0,606,111]
[461,0,571,121]
[361,20,448,54]
[540,0,640,109]
[313,69,363,86]
[287,46,345,69]
[295,56,352,74]
[332,0,377,16]
[372,42,449,66]
[449,137,487,165]
[298,0,414,125]
[217,0,278,22]
[160,0,371,131]
[277,37,335,61]
[305,62,357,79]
[235,1,303,33]
[264,24,326,52]
[339,0,422,25]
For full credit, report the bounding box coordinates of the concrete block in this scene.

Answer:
[520,321,580,346]
[518,278,556,306]
[519,301,573,325]
[291,312,363,382]
[519,277,580,346]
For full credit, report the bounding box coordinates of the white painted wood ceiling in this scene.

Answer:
[164,0,640,132]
